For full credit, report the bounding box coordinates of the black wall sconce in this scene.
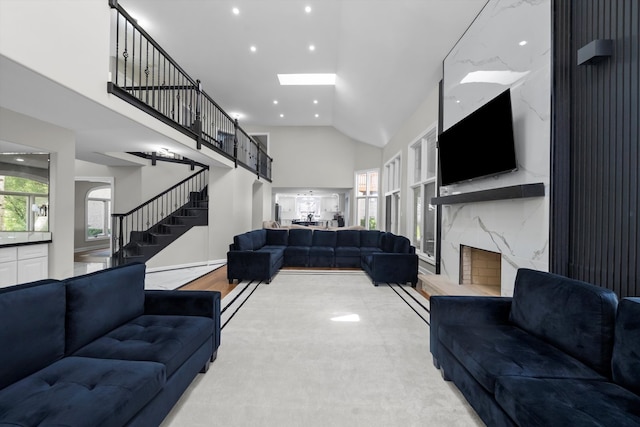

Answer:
[577,39,614,65]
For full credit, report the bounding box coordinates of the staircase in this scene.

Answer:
[112,169,208,266]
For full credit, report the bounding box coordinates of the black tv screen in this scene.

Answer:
[438,89,517,186]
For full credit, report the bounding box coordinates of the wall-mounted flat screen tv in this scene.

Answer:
[438,89,517,186]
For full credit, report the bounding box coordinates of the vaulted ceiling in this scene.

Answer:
[120,0,488,147]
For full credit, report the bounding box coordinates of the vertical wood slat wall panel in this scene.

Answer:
[552,0,639,297]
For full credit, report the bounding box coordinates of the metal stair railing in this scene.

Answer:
[111,168,208,261]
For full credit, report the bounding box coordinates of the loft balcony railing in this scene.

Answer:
[107,0,272,181]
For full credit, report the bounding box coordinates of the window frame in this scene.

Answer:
[355,168,379,230]
[408,124,438,263]
[85,186,112,241]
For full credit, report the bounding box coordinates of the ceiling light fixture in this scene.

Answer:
[309,44,316,52]
[273,100,278,105]
[519,40,528,46]
[15,158,24,162]
[279,114,284,118]
[250,45,257,53]
[232,7,240,15]
[277,73,336,86]
[313,100,318,104]
[315,114,319,118]
[305,6,312,13]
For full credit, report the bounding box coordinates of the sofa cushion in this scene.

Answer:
[309,246,334,267]
[360,230,381,248]
[0,280,65,390]
[392,235,411,253]
[438,324,606,393]
[612,298,640,395]
[65,263,146,355]
[234,232,253,251]
[250,229,267,250]
[381,232,395,253]
[336,230,360,247]
[312,230,337,247]
[335,246,360,257]
[495,376,640,427]
[72,315,213,378]
[266,229,289,246]
[0,356,165,427]
[288,228,312,246]
[509,268,618,375]
[284,246,310,266]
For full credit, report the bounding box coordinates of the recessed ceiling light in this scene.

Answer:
[309,44,316,52]
[519,40,528,46]
[305,6,312,13]
[313,100,318,104]
[15,158,24,162]
[315,114,319,118]
[230,112,244,120]
[232,7,240,15]
[250,45,257,53]
[273,100,278,105]
[277,73,336,86]
[279,114,284,118]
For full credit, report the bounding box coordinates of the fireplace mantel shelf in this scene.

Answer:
[430,183,545,205]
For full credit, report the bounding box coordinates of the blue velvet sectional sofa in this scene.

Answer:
[430,268,640,427]
[0,263,221,427]
[227,228,418,285]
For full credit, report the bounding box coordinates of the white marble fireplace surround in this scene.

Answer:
[440,0,550,296]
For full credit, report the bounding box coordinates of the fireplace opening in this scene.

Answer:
[460,245,501,287]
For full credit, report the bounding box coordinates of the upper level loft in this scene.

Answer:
[107,0,272,181]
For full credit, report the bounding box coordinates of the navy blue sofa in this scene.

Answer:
[227,228,418,285]
[430,268,640,426]
[0,263,221,427]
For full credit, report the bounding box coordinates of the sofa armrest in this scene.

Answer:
[144,290,220,318]
[430,296,512,367]
[365,253,418,285]
[144,290,221,351]
[227,250,272,282]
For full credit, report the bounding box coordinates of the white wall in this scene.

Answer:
[440,0,551,296]
[0,108,75,279]
[245,126,382,190]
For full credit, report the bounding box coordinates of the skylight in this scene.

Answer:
[277,73,336,86]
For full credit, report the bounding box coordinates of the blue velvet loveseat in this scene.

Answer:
[0,262,221,427]
[430,268,640,426]
[227,228,418,286]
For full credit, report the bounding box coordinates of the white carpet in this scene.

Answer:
[160,271,483,427]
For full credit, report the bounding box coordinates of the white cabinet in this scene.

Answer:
[0,244,48,288]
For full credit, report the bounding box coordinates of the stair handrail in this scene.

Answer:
[111,168,208,261]
[112,168,207,217]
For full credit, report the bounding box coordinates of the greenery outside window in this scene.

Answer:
[86,187,111,240]
[0,175,49,232]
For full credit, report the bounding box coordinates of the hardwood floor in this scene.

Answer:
[179,265,431,302]
[178,265,237,298]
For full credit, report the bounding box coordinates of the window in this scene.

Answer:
[0,175,49,232]
[408,124,438,261]
[384,154,401,233]
[355,169,379,230]
[86,186,111,240]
